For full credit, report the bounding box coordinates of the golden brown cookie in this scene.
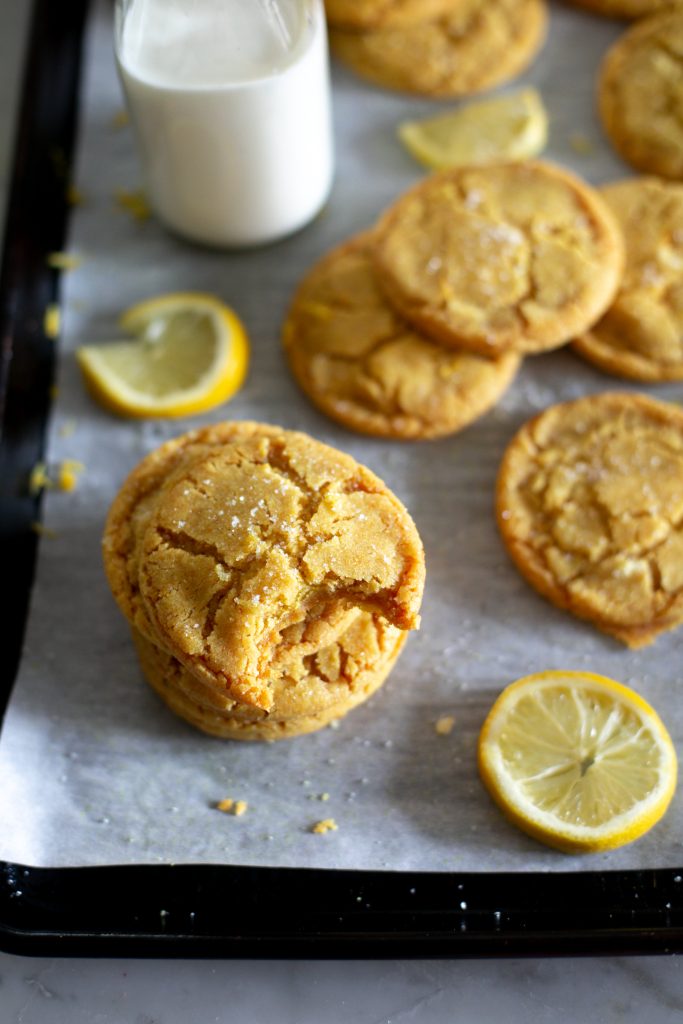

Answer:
[330,0,548,98]
[599,11,683,180]
[283,232,521,440]
[135,620,404,741]
[497,392,683,648]
[132,608,405,721]
[573,178,683,381]
[104,422,425,712]
[141,655,385,740]
[324,0,454,30]
[372,161,624,357]
[103,422,355,657]
[566,0,683,19]
[104,423,257,643]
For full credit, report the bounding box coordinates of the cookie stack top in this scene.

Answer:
[103,421,425,718]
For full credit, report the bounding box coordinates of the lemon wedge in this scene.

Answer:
[398,88,548,171]
[76,293,249,418]
[478,671,677,853]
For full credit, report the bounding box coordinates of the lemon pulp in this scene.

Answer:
[478,671,677,853]
[398,88,548,171]
[76,292,249,418]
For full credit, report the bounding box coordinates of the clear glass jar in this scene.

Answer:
[114,0,334,248]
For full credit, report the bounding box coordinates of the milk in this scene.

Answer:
[115,0,334,248]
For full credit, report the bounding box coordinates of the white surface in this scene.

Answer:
[118,0,333,245]
[1,0,683,1018]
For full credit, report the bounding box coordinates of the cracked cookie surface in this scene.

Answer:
[324,0,454,30]
[372,161,624,356]
[134,611,405,738]
[497,392,683,648]
[283,232,520,440]
[599,11,683,180]
[329,0,547,98]
[105,423,424,712]
[573,178,683,381]
[104,423,271,646]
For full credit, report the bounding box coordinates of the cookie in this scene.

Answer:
[599,11,683,180]
[566,0,683,19]
[283,232,520,440]
[132,610,405,741]
[103,421,355,656]
[104,422,425,712]
[132,608,405,722]
[372,161,624,357]
[497,392,683,648]
[573,178,683,381]
[330,0,548,98]
[324,0,454,30]
[142,659,392,740]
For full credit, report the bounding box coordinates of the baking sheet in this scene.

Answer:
[3,0,683,873]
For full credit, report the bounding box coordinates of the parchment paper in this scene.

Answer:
[2,0,683,873]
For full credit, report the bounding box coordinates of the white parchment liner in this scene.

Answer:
[2,0,683,874]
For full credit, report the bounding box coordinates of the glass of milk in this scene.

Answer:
[115,0,334,248]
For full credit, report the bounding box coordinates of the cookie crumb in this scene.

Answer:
[216,798,248,816]
[311,818,338,834]
[435,715,455,736]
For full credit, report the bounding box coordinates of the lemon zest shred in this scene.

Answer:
[111,109,130,129]
[44,304,61,339]
[47,252,82,271]
[29,459,85,495]
[66,184,85,207]
[31,522,58,539]
[115,189,151,222]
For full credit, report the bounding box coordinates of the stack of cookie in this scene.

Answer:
[325,0,548,98]
[103,421,425,740]
[284,160,625,440]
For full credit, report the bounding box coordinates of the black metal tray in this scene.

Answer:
[2,0,683,959]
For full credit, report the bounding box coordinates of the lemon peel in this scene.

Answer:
[398,88,548,171]
[76,292,249,419]
[478,670,677,853]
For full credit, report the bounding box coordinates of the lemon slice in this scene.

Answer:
[398,88,548,171]
[76,292,249,418]
[478,671,677,853]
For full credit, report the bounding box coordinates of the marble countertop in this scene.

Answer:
[1,0,682,1020]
